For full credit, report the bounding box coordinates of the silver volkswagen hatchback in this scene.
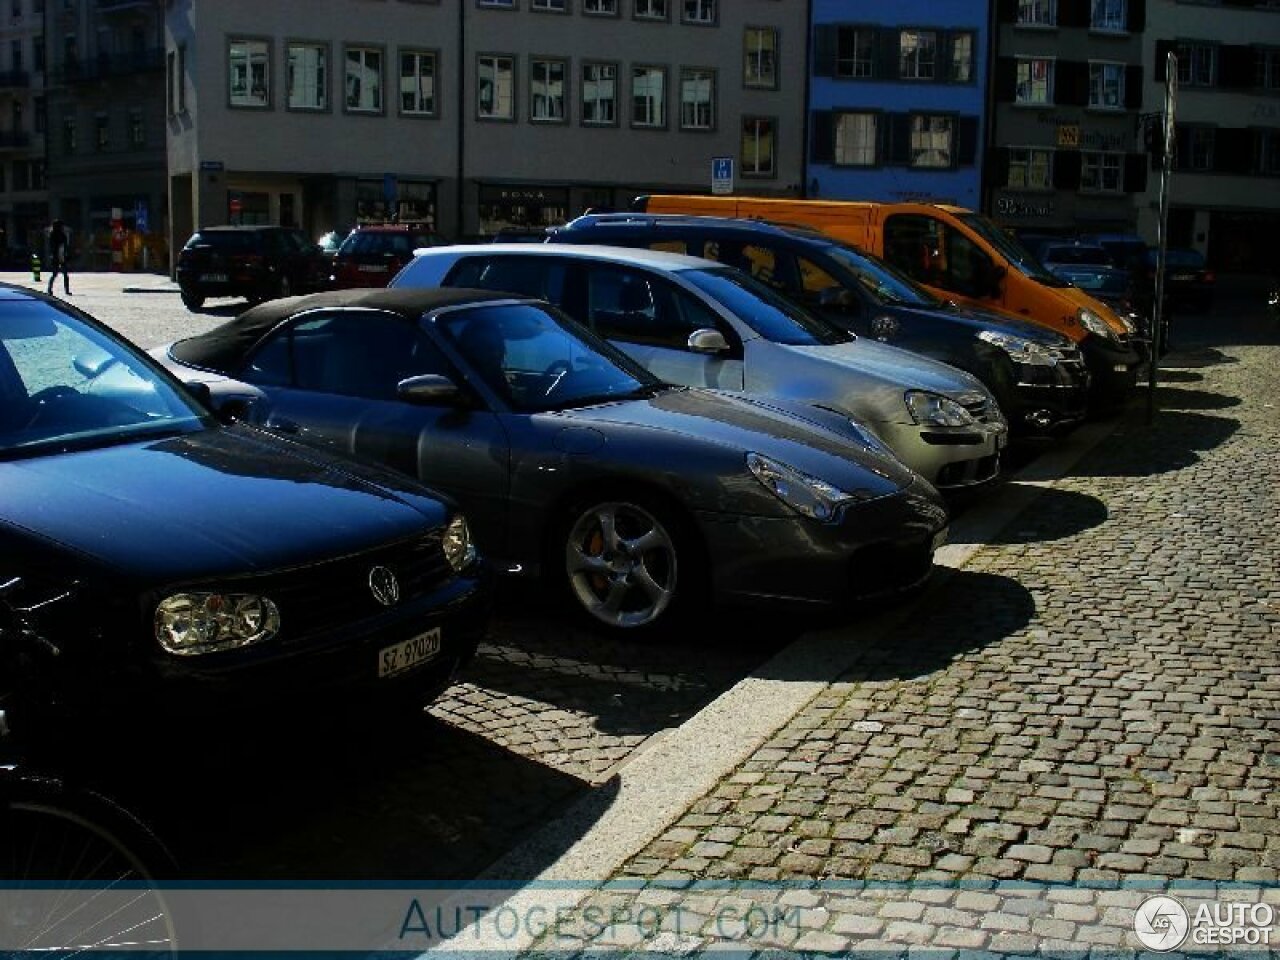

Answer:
[393,245,1007,489]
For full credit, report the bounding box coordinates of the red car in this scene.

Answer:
[329,224,447,289]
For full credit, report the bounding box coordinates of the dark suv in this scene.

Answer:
[176,226,328,310]
[550,215,1090,435]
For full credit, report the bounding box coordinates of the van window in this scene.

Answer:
[586,265,722,350]
[445,255,568,305]
[883,214,993,299]
[953,212,1066,286]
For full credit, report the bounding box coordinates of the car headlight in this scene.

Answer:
[976,329,1061,366]
[443,514,477,572]
[746,452,858,522]
[1078,308,1118,341]
[154,592,280,656]
[904,391,975,427]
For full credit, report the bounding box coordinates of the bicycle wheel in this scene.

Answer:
[0,778,179,957]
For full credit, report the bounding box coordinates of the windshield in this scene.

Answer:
[956,213,1067,287]
[823,243,943,308]
[1043,246,1113,266]
[0,297,206,458]
[435,302,661,413]
[1052,267,1130,294]
[682,268,853,346]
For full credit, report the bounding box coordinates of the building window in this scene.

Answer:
[950,33,974,83]
[1257,129,1280,175]
[910,114,953,168]
[287,43,328,111]
[128,108,143,146]
[1007,147,1053,188]
[1089,62,1124,108]
[899,31,937,80]
[400,50,436,116]
[635,0,667,20]
[11,39,21,72]
[34,95,44,134]
[1016,57,1053,104]
[583,0,618,13]
[1176,43,1216,87]
[94,113,107,151]
[835,27,874,79]
[1080,151,1122,191]
[177,44,186,111]
[477,0,514,6]
[744,27,777,89]
[679,67,713,130]
[345,47,383,113]
[1180,126,1214,170]
[1017,0,1055,26]
[834,112,878,166]
[581,62,617,125]
[228,38,270,108]
[531,0,566,9]
[10,100,20,133]
[478,54,515,119]
[1257,49,1280,90]
[741,116,775,176]
[1091,0,1126,30]
[682,0,714,25]
[631,65,666,128]
[33,34,43,73]
[531,58,566,122]
[62,116,75,154]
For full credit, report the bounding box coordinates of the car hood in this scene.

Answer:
[898,302,1077,348]
[1,425,449,586]
[781,337,990,396]
[551,387,921,498]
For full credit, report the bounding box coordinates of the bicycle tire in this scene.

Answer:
[0,775,179,957]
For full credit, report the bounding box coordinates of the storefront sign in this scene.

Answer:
[1080,129,1127,150]
[996,195,1056,219]
[1057,125,1080,148]
[479,185,569,205]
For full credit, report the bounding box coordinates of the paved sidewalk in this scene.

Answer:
[516,336,1280,955]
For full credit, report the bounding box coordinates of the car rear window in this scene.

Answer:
[343,232,436,256]
[184,231,260,253]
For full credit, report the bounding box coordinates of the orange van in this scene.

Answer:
[635,195,1142,403]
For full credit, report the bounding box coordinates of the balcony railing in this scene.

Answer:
[0,70,30,89]
[0,131,33,150]
[53,48,163,84]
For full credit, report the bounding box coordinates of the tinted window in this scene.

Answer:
[822,244,940,307]
[184,231,259,253]
[344,231,438,256]
[446,256,568,305]
[954,212,1065,286]
[681,268,852,346]
[434,302,654,412]
[279,310,452,401]
[1042,245,1112,266]
[586,265,724,349]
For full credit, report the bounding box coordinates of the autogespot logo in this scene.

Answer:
[1134,896,1190,952]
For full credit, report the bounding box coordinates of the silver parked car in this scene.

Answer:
[392,245,1008,490]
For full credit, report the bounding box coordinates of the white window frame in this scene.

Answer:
[344,46,383,114]
[1089,61,1125,109]
[744,26,777,89]
[899,30,938,81]
[399,49,437,117]
[478,54,515,120]
[583,0,619,14]
[1015,57,1054,105]
[682,0,715,25]
[835,26,874,79]
[950,32,974,83]
[530,57,567,122]
[531,0,566,10]
[679,67,714,130]
[1016,0,1056,26]
[910,114,954,169]
[287,42,328,112]
[1080,151,1123,192]
[834,112,878,167]
[634,0,667,20]
[1090,0,1126,32]
[581,61,618,126]
[1007,146,1054,189]
[1177,43,1216,87]
[631,64,666,128]
[741,115,776,176]
[228,38,270,109]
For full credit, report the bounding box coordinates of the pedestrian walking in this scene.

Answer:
[46,219,71,296]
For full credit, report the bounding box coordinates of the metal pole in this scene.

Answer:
[1147,51,1177,425]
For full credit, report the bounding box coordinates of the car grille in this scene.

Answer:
[207,535,453,642]
[955,393,1000,424]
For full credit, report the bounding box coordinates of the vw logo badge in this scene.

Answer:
[368,566,400,607]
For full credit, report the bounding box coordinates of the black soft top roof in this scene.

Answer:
[169,287,517,373]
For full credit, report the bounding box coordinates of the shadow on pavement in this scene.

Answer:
[1071,409,1239,478]
[1152,386,1242,411]
[1156,369,1203,384]
[979,485,1109,545]
[1160,346,1240,369]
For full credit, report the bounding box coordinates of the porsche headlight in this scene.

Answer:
[904,391,975,427]
[977,329,1061,366]
[1078,308,1118,341]
[443,515,476,572]
[746,453,857,522]
[154,592,280,656]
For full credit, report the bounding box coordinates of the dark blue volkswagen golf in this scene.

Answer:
[0,285,489,733]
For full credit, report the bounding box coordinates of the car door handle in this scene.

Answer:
[267,416,301,435]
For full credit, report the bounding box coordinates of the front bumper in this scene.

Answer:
[1002,357,1090,435]
[1080,334,1142,407]
[699,479,949,608]
[875,417,1006,491]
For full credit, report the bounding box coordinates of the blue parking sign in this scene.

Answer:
[711,157,734,195]
[134,201,149,233]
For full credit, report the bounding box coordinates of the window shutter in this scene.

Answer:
[1057,60,1089,106]
[1174,124,1191,170]
[1154,40,1174,81]
[811,110,835,165]
[813,25,837,79]
[1124,65,1144,108]
[995,56,1017,103]
[1126,0,1146,32]
[887,112,912,166]
[957,116,980,165]
[996,0,1018,23]
[1124,153,1148,192]
[1214,127,1252,173]
[878,29,900,81]
[1218,46,1255,89]
[988,146,1011,188]
[1053,149,1082,189]
[1058,0,1090,28]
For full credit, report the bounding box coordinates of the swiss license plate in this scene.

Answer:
[200,272,228,283]
[378,627,441,679]
[1172,273,1195,282]
[357,264,388,273]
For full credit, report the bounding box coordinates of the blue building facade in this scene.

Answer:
[808,0,991,207]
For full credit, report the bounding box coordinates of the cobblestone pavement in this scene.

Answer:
[546,322,1280,953]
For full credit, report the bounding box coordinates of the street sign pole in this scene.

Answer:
[1148,51,1177,425]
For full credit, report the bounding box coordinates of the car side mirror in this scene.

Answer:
[397,373,465,405]
[687,328,729,355]
[73,348,116,378]
[185,380,249,424]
